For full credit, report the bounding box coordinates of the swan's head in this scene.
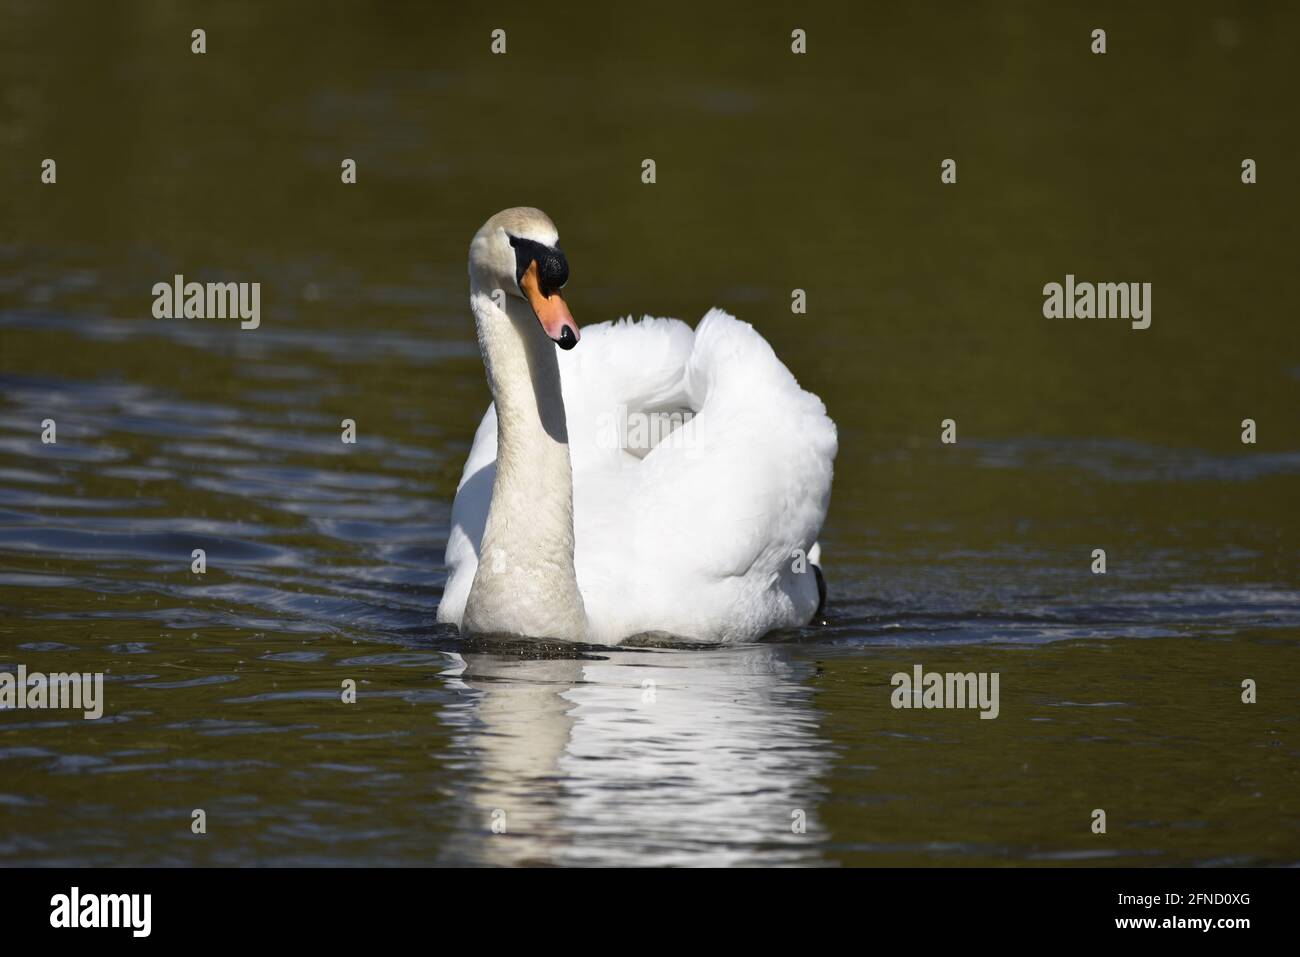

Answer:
[469,207,579,350]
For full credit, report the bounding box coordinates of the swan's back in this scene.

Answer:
[439,309,837,644]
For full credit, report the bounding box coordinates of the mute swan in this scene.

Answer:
[437,207,837,645]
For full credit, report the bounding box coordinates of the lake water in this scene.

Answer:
[1,2,1297,866]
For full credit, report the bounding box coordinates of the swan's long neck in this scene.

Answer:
[463,284,587,641]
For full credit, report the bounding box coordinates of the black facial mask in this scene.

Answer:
[508,234,569,297]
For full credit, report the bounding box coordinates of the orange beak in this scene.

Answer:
[520,260,579,350]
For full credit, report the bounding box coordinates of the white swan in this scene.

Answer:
[437,207,837,645]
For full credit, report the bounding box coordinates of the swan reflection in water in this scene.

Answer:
[435,642,830,866]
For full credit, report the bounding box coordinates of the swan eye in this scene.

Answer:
[508,234,568,297]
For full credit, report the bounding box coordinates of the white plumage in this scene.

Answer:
[439,305,837,645]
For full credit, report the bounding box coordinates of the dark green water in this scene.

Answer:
[1,1,1297,865]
